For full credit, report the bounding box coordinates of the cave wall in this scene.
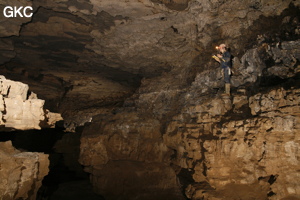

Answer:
[0,0,300,199]
[0,0,299,130]
[0,75,62,131]
[164,86,300,199]
[78,37,300,200]
[0,76,62,199]
[0,141,49,200]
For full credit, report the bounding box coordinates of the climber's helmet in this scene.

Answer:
[216,44,226,50]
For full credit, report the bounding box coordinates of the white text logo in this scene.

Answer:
[3,6,33,18]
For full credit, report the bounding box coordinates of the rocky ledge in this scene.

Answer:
[0,141,49,200]
[78,84,300,200]
[0,0,299,199]
[0,76,63,199]
[165,86,300,200]
[0,75,62,131]
[79,38,300,200]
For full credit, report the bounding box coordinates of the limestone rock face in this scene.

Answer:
[194,39,300,93]
[0,141,49,200]
[79,112,185,200]
[0,0,299,198]
[0,0,33,37]
[79,37,300,199]
[163,86,300,200]
[0,0,299,128]
[0,76,62,130]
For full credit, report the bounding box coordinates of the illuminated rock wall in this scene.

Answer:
[0,141,49,200]
[0,76,62,130]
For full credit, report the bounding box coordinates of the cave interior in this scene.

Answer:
[0,0,300,200]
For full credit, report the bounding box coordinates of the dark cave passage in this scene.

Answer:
[0,128,105,200]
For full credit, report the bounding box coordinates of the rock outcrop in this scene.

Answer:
[79,84,300,200]
[0,76,62,199]
[0,0,299,199]
[0,141,49,200]
[164,86,300,200]
[79,113,185,200]
[79,38,300,199]
[0,76,62,130]
[0,0,299,128]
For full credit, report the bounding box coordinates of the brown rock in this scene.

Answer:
[0,141,49,200]
[79,111,183,199]
[0,76,62,130]
[163,86,300,199]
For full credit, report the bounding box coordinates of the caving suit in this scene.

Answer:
[220,51,232,83]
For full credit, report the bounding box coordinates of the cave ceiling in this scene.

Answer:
[0,0,299,126]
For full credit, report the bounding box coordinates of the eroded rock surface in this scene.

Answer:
[0,0,299,129]
[79,112,185,200]
[0,76,62,130]
[0,141,49,200]
[0,0,299,199]
[165,86,300,200]
[79,38,300,199]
